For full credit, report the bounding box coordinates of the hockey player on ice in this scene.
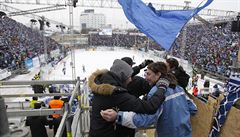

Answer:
[62,67,66,75]
[82,64,86,73]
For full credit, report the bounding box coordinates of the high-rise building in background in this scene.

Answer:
[80,9,106,30]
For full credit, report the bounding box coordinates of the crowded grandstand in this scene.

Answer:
[0,0,240,137]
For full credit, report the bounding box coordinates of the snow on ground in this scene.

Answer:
[0,47,153,101]
[49,48,154,80]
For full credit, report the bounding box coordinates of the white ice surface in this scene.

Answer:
[1,47,224,101]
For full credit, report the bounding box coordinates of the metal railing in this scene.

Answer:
[0,77,90,137]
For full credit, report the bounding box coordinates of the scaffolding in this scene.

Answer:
[0,0,238,17]
[0,77,91,137]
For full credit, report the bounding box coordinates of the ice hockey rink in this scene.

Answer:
[0,47,224,102]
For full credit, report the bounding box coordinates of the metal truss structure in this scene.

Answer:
[8,4,66,16]
[0,0,238,17]
[0,3,69,27]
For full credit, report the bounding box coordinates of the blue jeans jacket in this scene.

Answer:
[118,85,197,137]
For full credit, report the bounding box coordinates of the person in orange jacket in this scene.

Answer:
[49,96,64,118]
[48,96,65,136]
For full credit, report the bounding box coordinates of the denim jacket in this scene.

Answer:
[117,85,197,137]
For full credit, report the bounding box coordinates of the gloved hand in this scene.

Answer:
[156,77,170,91]
[139,59,154,69]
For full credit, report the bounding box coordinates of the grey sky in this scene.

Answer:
[7,0,240,30]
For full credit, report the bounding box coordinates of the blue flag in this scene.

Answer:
[118,0,213,51]
[209,74,240,137]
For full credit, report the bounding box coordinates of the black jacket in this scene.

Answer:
[26,116,49,137]
[132,66,141,77]
[120,76,151,137]
[88,69,165,137]
[170,66,190,90]
[32,84,45,93]
[127,76,151,98]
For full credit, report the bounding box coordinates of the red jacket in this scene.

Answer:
[192,86,198,96]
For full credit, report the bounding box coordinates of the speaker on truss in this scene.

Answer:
[231,13,240,32]
[73,0,78,7]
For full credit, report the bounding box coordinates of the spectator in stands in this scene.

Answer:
[32,80,45,94]
[101,62,197,137]
[26,102,49,137]
[88,59,169,137]
[192,75,199,87]
[121,57,153,97]
[166,58,190,91]
[29,96,38,109]
[192,85,199,97]
[48,96,66,137]
[202,80,210,100]
[48,84,58,93]
[0,17,60,71]
[172,22,239,77]
[121,57,153,77]
[31,73,45,93]
[120,57,153,136]
[212,84,221,98]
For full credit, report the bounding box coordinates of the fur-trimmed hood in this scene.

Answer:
[88,69,117,95]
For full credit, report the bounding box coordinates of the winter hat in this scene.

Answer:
[121,57,135,66]
[110,59,133,82]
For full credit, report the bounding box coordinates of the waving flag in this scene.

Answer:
[118,0,213,51]
[209,74,240,137]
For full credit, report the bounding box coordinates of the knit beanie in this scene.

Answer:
[110,59,133,82]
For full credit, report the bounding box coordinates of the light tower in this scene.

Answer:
[180,1,191,58]
[40,16,48,63]
[68,0,77,80]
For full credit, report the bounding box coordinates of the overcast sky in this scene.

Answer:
[6,0,240,30]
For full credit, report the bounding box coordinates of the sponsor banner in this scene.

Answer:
[0,69,11,80]
[129,32,146,36]
[99,28,112,36]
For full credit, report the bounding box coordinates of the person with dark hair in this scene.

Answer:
[26,103,49,137]
[212,84,220,97]
[32,73,45,93]
[32,84,45,93]
[88,59,169,137]
[121,57,136,67]
[101,62,197,137]
[48,84,58,93]
[201,80,210,100]
[203,80,210,88]
[29,96,38,108]
[121,57,152,98]
[166,58,190,91]
[121,57,153,137]
[121,57,153,77]
[48,96,65,136]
